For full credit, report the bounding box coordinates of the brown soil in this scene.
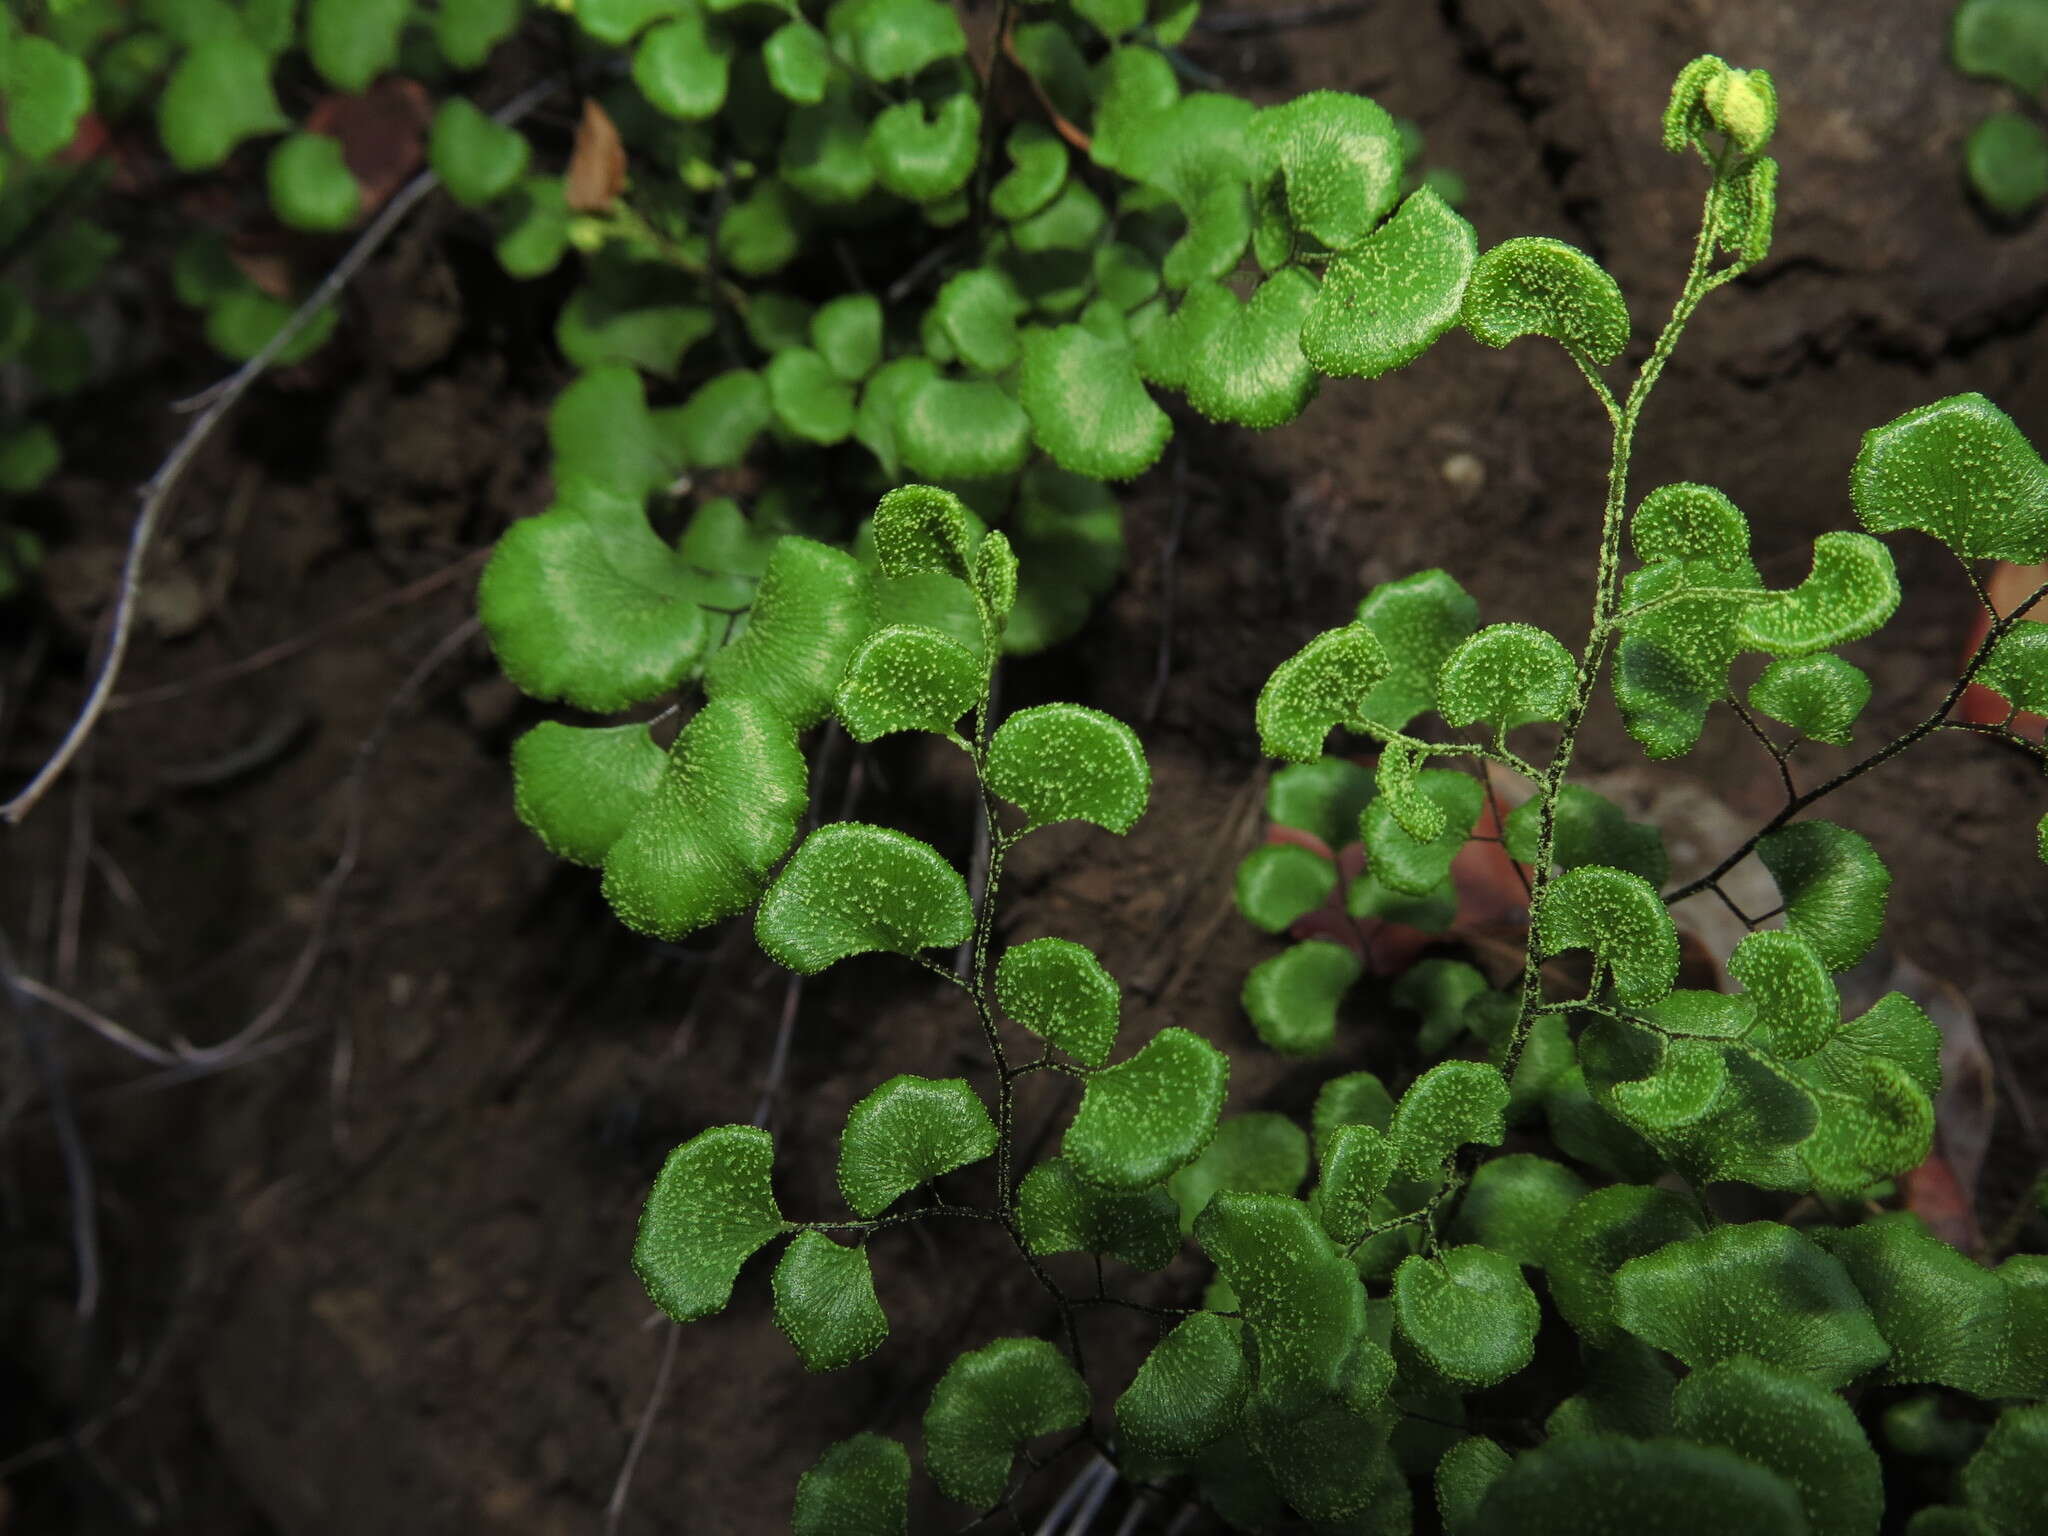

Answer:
[3,2,2045,1533]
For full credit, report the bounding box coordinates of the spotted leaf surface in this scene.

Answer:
[1437,621,1577,729]
[833,625,983,742]
[1547,1184,1705,1349]
[1354,568,1481,730]
[1633,482,1753,565]
[1673,1358,1882,1536]
[1474,1436,1806,1536]
[1303,187,1477,379]
[1614,551,1765,758]
[1316,1123,1393,1244]
[836,1075,995,1218]
[1979,624,2048,714]
[1116,1312,1249,1460]
[1389,1059,1510,1176]
[634,1124,787,1322]
[1462,237,1630,363]
[1613,1222,1889,1387]
[1248,90,1405,251]
[773,1232,888,1371]
[1016,1158,1180,1270]
[793,1434,909,1536]
[1256,623,1390,761]
[870,484,975,580]
[1017,324,1169,480]
[1168,271,1320,428]
[1728,931,1840,1059]
[1757,821,1890,972]
[1437,1436,1512,1536]
[1065,1028,1228,1190]
[1447,1154,1589,1270]
[1737,533,1900,656]
[1195,1192,1365,1416]
[995,937,1120,1067]
[983,704,1147,833]
[756,824,973,974]
[1502,785,1669,887]
[1960,1405,2048,1536]
[1394,1245,1540,1388]
[704,538,876,729]
[1534,865,1679,1007]
[1168,1113,1311,1235]
[924,1338,1087,1510]
[1363,768,1484,896]
[601,697,808,941]
[1852,394,2048,564]
[511,721,666,868]
[1241,940,1361,1058]
[1749,655,1871,745]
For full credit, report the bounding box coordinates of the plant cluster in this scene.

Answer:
[584,54,2048,1535]
[1952,0,2048,217]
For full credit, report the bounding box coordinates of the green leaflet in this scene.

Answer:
[867,93,979,204]
[973,532,1017,623]
[994,938,1120,1067]
[599,696,808,940]
[1446,1154,1588,1269]
[924,1338,1088,1510]
[1064,1027,1227,1190]
[930,268,1024,374]
[830,0,966,82]
[634,1123,787,1322]
[577,0,685,46]
[1391,958,1490,1052]
[429,98,530,210]
[756,824,973,974]
[1819,1216,2043,1400]
[1672,1358,1882,1536]
[987,703,1149,833]
[1437,622,1577,729]
[1087,45,1181,178]
[665,369,772,468]
[159,35,288,172]
[704,537,876,728]
[1612,1222,1890,1388]
[1728,930,1839,1059]
[1354,568,1481,731]
[835,1075,995,1217]
[1852,394,2048,564]
[1257,623,1392,762]
[1168,1113,1311,1234]
[1003,465,1125,654]
[554,363,680,498]
[1544,1335,1678,1442]
[495,176,571,277]
[1166,272,1321,430]
[833,624,984,742]
[1316,1123,1393,1244]
[1362,768,1484,896]
[1242,939,1360,1057]
[1313,1071,1397,1154]
[267,133,360,232]
[1980,624,2048,714]
[1011,179,1109,255]
[1954,0,2048,93]
[1394,1245,1540,1389]
[1966,112,2048,217]
[991,124,1067,222]
[1656,1043,1822,1191]
[793,1434,909,1536]
[1388,1060,1509,1176]
[1116,1313,1249,1460]
[1614,551,1765,759]
[1016,1158,1180,1270]
[1473,1436,1807,1535]
[1749,655,1871,745]
[1195,1192,1365,1417]
[810,294,882,383]
[1072,0,1146,41]
[1545,1065,1666,1183]
[306,0,406,92]
[1634,482,1752,565]
[1547,1184,1705,1349]
[1437,1436,1512,1536]
[894,375,1031,481]
[763,20,831,104]
[767,347,856,444]
[1462,237,1631,364]
[773,1232,888,1371]
[1756,820,1890,972]
[3,36,91,162]
[1959,1405,2048,1534]
[636,14,732,120]
[479,485,710,713]
[1248,90,1405,251]
[1502,785,1669,887]
[1303,187,1477,379]
[781,79,876,205]
[1242,1371,1401,1521]
[1267,758,1377,851]
[1017,324,1170,480]
[677,496,778,611]
[719,179,803,276]
[1737,533,1901,656]
[511,721,666,868]
[1534,865,1679,1007]
[1236,843,1339,933]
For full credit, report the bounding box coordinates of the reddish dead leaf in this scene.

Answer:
[229,248,295,299]
[305,78,432,212]
[1888,955,1995,1251]
[52,110,111,167]
[1958,560,2048,738]
[567,99,626,213]
[1901,1156,1977,1254]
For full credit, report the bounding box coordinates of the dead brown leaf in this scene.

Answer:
[566,99,626,214]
